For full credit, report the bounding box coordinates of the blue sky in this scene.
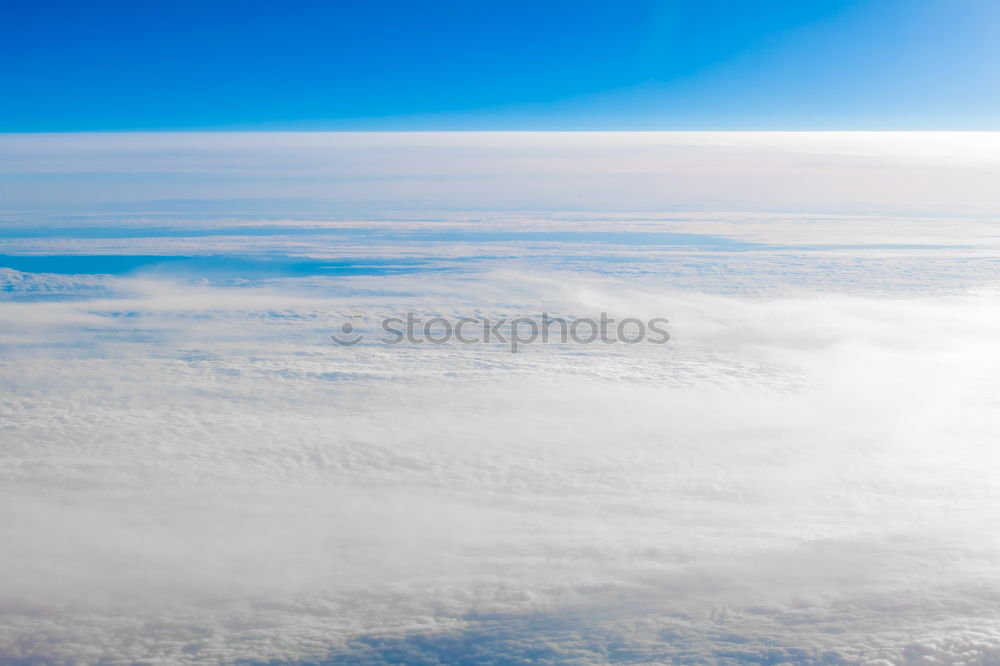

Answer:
[2,0,1000,130]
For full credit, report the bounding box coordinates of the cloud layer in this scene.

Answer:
[4,133,1000,664]
[4,132,1000,216]
[3,264,1000,663]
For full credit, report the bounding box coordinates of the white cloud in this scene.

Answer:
[3,264,1000,663]
[4,132,1000,216]
[4,133,1000,663]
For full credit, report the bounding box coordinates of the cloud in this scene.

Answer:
[4,132,1000,216]
[4,132,1000,663]
[2,262,1000,663]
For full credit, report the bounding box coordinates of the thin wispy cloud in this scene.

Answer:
[4,133,1000,217]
